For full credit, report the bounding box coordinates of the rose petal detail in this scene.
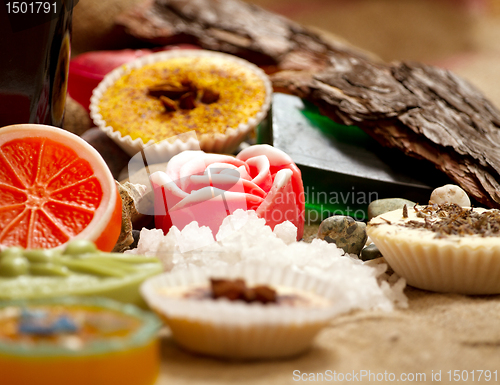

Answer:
[150,171,187,215]
[255,169,303,237]
[233,165,251,180]
[238,145,304,239]
[179,154,245,182]
[244,155,272,192]
[162,150,204,187]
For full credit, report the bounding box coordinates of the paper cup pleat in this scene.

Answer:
[368,226,500,294]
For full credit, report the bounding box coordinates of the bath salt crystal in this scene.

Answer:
[133,228,177,270]
[134,228,164,256]
[174,222,215,253]
[129,210,407,311]
[273,221,297,245]
[216,209,264,241]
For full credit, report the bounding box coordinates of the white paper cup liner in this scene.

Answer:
[90,50,272,160]
[367,208,500,294]
[140,264,341,359]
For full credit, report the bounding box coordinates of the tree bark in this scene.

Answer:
[116,0,500,208]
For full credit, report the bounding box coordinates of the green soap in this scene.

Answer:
[0,256,29,277]
[0,241,163,308]
[61,258,129,278]
[63,239,98,256]
[0,247,24,260]
[23,249,58,263]
[29,263,71,277]
[95,253,160,264]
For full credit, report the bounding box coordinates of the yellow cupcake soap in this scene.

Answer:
[91,50,272,157]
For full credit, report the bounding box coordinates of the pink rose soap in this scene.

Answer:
[149,144,305,239]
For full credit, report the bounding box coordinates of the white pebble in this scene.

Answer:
[430,184,471,207]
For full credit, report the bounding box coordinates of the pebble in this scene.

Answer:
[360,243,382,261]
[317,216,367,255]
[368,198,416,220]
[430,184,471,207]
[130,230,141,250]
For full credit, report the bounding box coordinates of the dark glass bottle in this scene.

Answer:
[0,1,74,127]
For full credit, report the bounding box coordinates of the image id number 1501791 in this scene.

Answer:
[447,370,497,382]
[6,2,56,13]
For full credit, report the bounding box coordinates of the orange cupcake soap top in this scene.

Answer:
[0,298,160,385]
[98,56,267,143]
[0,304,141,346]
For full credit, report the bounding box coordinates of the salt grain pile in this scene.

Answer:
[128,210,407,313]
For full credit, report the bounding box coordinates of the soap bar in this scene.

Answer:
[260,93,449,221]
[0,297,160,385]
[0,240,163,308]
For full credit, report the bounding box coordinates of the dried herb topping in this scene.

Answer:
[147,80,220,112]
[210,278,277,304]
[403,203,500,238]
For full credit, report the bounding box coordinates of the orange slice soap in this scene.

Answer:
[0,124,121,251]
